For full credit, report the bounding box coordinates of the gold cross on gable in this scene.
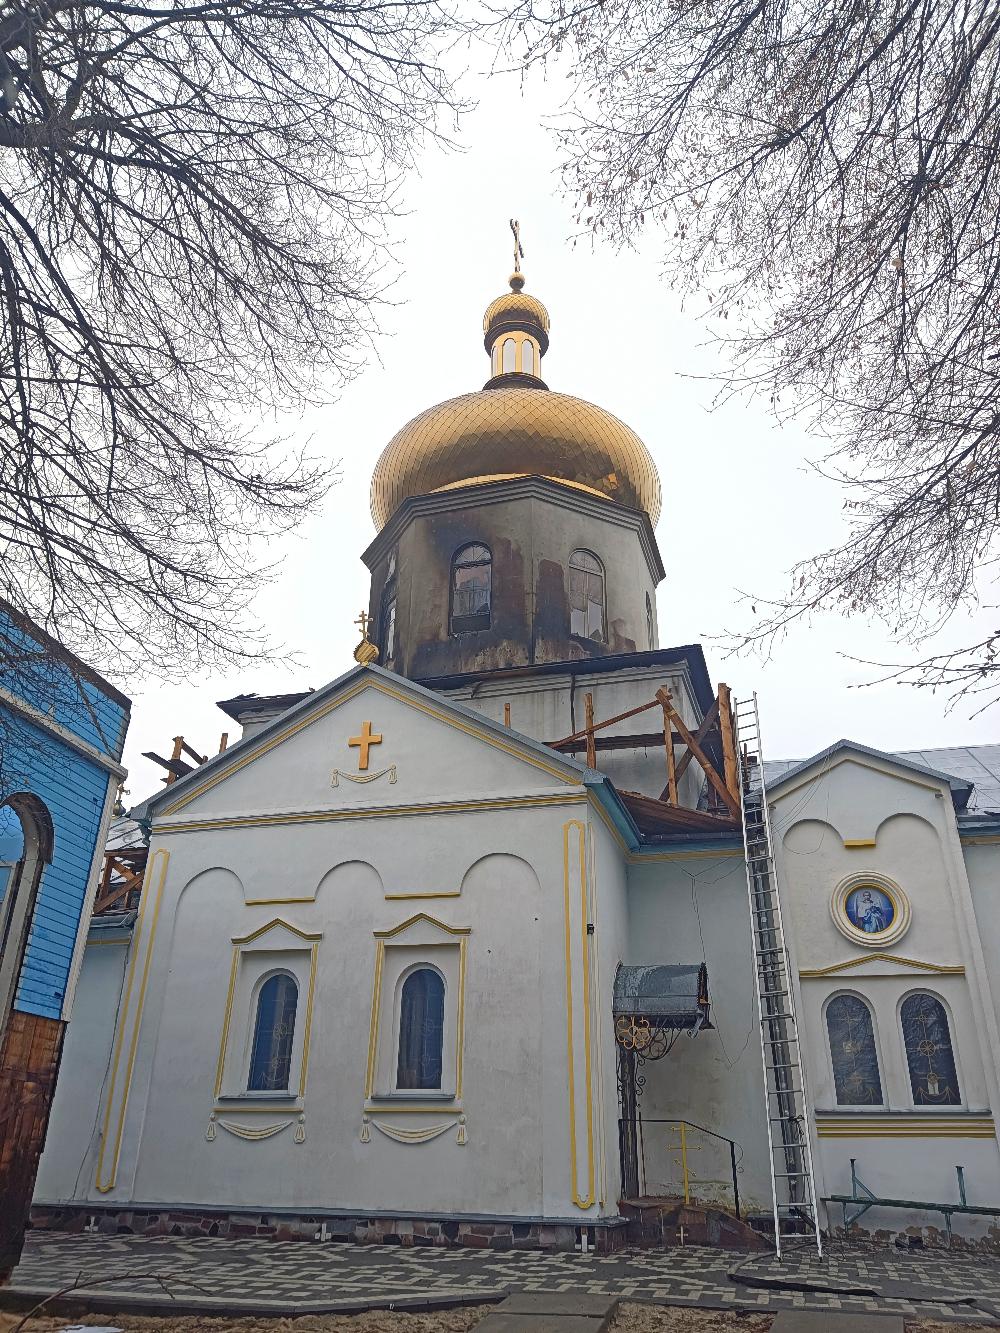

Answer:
[510,217,524,274]
[354,610,370,638]
[348,719,382,771]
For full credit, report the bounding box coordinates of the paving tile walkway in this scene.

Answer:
[4,1233,1000,1324]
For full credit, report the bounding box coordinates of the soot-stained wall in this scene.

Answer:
[364,477,664,680]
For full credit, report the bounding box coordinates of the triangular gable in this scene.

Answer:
[768,739,968,806]
[134,664,592,825]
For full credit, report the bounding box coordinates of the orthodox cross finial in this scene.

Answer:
[509,218,526,292]
[510,218,524,273]
[353,608,379,665]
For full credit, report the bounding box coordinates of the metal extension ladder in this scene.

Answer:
[734,693,822,1257]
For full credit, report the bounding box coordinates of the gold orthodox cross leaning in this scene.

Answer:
[510,217,524,274]
[349,720,382,771]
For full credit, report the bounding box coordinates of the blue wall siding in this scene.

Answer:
[1,609,130,1021]
[0,611,129,761]
[7,715,111,1020]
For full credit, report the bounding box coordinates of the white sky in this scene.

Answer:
[120,60,998,805]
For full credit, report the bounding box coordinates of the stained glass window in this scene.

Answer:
[826,994,883,1105]
[569,550,606,643]
[451,544,492,633]
[248,973,298,1092]
[901,992,961,1105]
[397,967,445,1090]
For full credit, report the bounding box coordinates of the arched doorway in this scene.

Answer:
[0,793,54,1043]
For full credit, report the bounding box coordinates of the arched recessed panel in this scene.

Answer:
[901,992,960,1105]
[825,993,883,1105]
[502,338,516,374]
[520,340,535,376]
[248,972,298,1091]
[397,967,445,1090]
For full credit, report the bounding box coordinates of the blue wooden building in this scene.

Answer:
[0,601,130,1278]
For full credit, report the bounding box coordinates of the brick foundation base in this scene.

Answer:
[0,1011,65,1281]
[30,1204,630,1254]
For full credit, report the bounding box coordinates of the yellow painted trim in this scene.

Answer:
[95,848,170,1193]
[214,949,241,1098]
[156,791,585,836]
[86,938,131,947]
[298,941,319,1096]
[213,1105,300,1115]
[365,940,385,1099]
[232,918,323,945]
[844,839,877,849]
[364,1104,463,1115]
[244,896,317,906]
[162,677,577,816]
[801,954,965,977]
[373,912,471,939]
[385,891,461,900]
[563,819,596,1210]
[456,937,467,1098]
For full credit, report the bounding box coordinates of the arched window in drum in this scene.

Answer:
[450,543,492,633]
[569,549,606,643]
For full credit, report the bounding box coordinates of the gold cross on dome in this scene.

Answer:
[348,719,382,771]
[354,610,370,638]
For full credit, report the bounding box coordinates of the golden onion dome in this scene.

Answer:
[369,246,661,531]
[371,386,662,530]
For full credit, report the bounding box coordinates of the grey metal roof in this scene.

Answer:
[764,742,1000,814]
[613,963,709,1028]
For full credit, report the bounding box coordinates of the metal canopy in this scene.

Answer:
[613,963,711,1032]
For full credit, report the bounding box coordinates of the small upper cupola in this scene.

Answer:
[483,219,550,390]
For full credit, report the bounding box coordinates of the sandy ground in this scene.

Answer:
[0,1306,995,1332]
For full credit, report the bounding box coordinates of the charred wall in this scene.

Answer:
[364,477,663,682]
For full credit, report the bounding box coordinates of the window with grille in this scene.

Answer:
[826,993,883,1105]
[901,992,960,1105]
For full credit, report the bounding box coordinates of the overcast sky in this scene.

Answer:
[120,58,997,805]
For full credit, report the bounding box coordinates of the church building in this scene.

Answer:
[31,248,1000,1253]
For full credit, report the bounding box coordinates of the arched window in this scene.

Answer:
[380,575,397,662]
[901,992,961,1105]
[248,973,298,1092]
[569,549,606,643]
[520,340,535,376]
[645,592,655,650]
[397,967,445,1090]
[450,543,492,633]
[502,338,516,374]
[826,994,883,1106]
[0,794,53,1042]
[491,344,500,376]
